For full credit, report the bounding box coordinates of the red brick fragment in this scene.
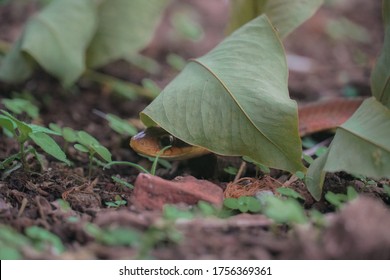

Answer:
[131,174,223,210]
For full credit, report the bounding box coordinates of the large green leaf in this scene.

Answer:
[0,37,34,83]
[86,0,170,68]
[0,0,98,86]
[306,97,390,200]
[371,0,390,107]
[21,0,98,86]
[227,0,323,39]
[265,0,323,38]
[141,16,305,173]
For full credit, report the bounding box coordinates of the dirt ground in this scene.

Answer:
[0,0,389,259]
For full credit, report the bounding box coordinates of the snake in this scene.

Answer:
[130,98,364,160]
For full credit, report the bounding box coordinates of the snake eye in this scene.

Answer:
[159,134,174,148]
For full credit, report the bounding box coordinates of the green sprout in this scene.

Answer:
[92,110,137,137]
[73,131,112,178]
[276,187,305,201]
[325,186,359,209]
[223,196,262,213]
[105,195,127,208]
[2,97,39,119]
[0,110,70,172]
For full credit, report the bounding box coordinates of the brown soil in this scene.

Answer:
[0,0,389,259]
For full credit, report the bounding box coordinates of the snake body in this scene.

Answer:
[130,98,364,160]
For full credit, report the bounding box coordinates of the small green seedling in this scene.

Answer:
[277,187,305,201]
[0,110,70,171]
[73,131,112,178]
[0,225,30,259]
[262,196,307,224]
[163,205,195,220]
[325,186,359,209]
[105,195,127,208]
[2,97,39,119]
[25,226,65,255]
[171,10,204,41]
[142,78,161,98]
[243,156,270,174]
[111,175,134,189]
[166,53,187,71]
[84,223,140,246]
[223,196,261,213]
[163,201,219,221]
[92,110,137,137]
[224,166,238,175]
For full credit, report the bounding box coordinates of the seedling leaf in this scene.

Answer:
[277,187,305,200]
[91,143,112,163]
[106,114,137,136]
[74,144,89,153]
[2,98,39,119]
[263,196,307,224]
[29,132,70,165]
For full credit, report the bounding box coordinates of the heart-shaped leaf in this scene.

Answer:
[306,97,390,200]
[371,0,390,107]
[226,0,323,39]
[141,15,305,173]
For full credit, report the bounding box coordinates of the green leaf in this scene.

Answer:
[0,115,16,133]
[0,38,35,83]
[371,0,390,107]
[77,131,100,146]
[224,166,238,175]
[306,98,390,200]
[25,226,65,254]
[166,53,187,71]
[141,16,304,173]
[277,187,305,200]
[29,132,70,165]
[1,110,32,142]
[2,98,39,119]
[29,124,61,135]
[142,78,161,98]
[305,150,327,201]
[263,196,307,224]
[62,127,78,142]
[106,114,138,136]
[227,0,323,39]
[86,0,170,68]
[74,143,89,153]
[48,123,62,134]
[324,191,347,209]
[383,184,390,197]
[223,198,239,209]
[163,205,195,220]
[91,143,112,163]
[21,0,98,86]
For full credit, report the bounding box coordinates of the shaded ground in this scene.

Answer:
[0,0,389,259]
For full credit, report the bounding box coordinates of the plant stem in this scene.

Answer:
[19,142,29,171]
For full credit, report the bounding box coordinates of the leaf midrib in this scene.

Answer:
[190,58,288,156]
